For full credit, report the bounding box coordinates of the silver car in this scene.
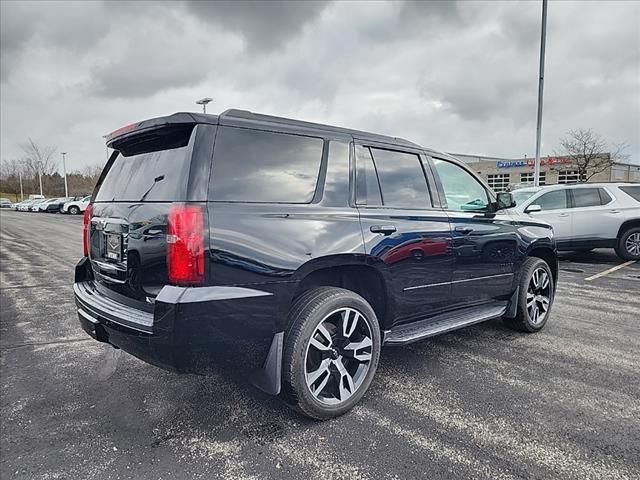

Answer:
[511,183,640,260]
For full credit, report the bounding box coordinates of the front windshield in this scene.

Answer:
[512,190,538,206]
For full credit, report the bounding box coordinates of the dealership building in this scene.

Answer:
[451,153,640,192]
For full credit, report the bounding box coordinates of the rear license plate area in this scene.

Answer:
[105,233,122,261]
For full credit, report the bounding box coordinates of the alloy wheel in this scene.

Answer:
[625,232,640,257]
[526,268,551,325]
[304,307,373,406]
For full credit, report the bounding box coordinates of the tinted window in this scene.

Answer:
[355,145,382,206]
[599,188,612,204]
[535,190,567,210]
[572,188,603,208]
[95,126,193,202]
[433,159,489,211]
[620,186,640,202]
[369,148,430,209]
[211,127,323,203]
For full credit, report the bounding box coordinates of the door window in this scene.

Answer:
[368,148,431,209]
[433,159,489,211]
[534,190,567,210]
[571,188,604,208]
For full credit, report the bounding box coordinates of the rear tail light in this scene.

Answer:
[83,204,93,256]
[167,204,205,285]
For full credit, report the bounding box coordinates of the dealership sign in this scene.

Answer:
[496,157,574,169]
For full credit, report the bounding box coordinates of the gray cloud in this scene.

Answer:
[0,0,638,173]
[183,0,329,51]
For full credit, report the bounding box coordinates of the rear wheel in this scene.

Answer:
[282,287,381,420]
[68,205,80,215]
[505,257,554,333]
[615,227,640,260]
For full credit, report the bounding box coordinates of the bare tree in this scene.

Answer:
[81,164,103,181]
[0,159,26,201]
[20,138,57,194]
[558,128,630,182]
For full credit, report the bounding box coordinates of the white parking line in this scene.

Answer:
[584,260,637,281]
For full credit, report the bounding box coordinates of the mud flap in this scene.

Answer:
[250,332,283,396]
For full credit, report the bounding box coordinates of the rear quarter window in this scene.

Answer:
[619,186,640,202]
[210,127,323,203]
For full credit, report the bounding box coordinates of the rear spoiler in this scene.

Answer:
[105,112,218,148]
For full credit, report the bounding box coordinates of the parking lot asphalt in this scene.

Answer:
[1,209,639,480]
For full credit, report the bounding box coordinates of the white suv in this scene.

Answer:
[62,195,91,215]
[511,183,640,260]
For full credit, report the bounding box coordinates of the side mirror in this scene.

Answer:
[525,204,542,213]
[496,192,516,210]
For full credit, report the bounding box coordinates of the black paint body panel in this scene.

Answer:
[76,109,558,386]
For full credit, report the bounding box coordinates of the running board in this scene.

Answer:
[384,304,507,346]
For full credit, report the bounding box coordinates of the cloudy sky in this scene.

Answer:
[1,0,639,173]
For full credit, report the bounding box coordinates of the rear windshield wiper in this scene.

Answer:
[138,175,165,201]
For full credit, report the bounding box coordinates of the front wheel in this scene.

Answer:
[282,287,381,420]
[615,227,640,261]
[68,206,80,215]
[505,257,555,333]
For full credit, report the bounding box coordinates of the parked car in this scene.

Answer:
[75,109,558,420]
[37,198,60,212]
[0,198,12,208]
[28,198,47,212]
[511,183,640,260]
[45,197,76,213]
[62,195,90,215]
[15,200,33,211]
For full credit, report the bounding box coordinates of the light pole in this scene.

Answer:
[533,0,548,187]
[37,163,43,196]
[19,168,24,201]
[61,152,69,197]
[196,97,213,113]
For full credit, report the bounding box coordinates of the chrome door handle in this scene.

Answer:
[609,210,621,214]
[370,225,397,235]
[454,226,474,234]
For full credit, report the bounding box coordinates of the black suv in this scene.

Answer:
[75,109,557,419]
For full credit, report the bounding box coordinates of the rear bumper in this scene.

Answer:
[74,257,284,393]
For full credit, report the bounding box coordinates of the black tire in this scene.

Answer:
[282,287,381,420]
[615,227,640,261]
[68,206,80,215]
[505,257,555,333]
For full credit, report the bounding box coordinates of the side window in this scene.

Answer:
[432,158,489,211]
[369,148,431,209]
[355,145,382,206]
[572,188,604,208]
[535,190,567,210]
[619,186,640,202]
[210,127,323,203]
[598,188,612,205]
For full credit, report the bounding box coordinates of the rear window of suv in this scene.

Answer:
[210,127,323,203]
[95,125,194,202]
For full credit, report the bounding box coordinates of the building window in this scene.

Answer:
[558,170,586,184]
[487,173,510,192]
[520,172,546,185]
